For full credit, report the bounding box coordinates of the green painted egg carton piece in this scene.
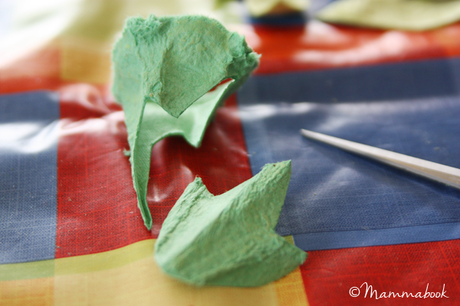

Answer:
[112,15,260,229]
[155,160,307,287]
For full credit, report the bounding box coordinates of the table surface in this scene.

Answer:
[1,1,460,305]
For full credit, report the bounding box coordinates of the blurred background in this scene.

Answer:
[0,0,335,85]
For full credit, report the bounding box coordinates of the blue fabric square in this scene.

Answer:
[0,91,59,263]
[238,58,460,250]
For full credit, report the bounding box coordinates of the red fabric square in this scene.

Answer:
[56,85,252,257]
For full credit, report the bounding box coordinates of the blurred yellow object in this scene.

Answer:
[317,0,460,31]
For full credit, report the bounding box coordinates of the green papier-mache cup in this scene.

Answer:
[155,161,307,287]
[112,15,260,230]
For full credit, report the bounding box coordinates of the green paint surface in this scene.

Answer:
[317,0,460,31]
[155,161,307,287]
[111,15,259,229]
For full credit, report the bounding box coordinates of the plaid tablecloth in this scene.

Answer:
[1,0,460,305]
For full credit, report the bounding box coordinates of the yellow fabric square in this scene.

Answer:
[275,267,309,306]
[0,277,54,306]
[0,239,309,306]
[53,239,280,306]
